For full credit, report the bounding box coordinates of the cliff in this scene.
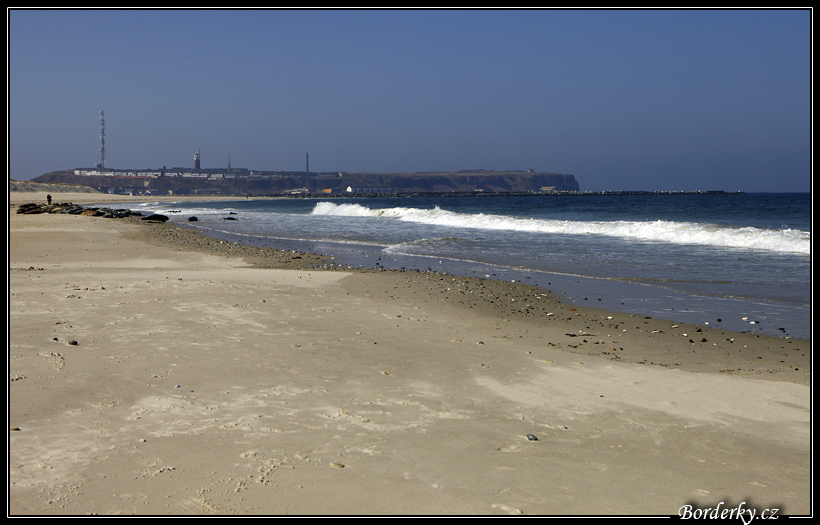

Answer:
[9,179,102,194]
[330,171,579,193]
[31,169,579,195]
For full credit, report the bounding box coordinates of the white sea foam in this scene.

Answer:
[310,202,810,255]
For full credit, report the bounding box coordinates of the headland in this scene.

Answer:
[31,168,579,196]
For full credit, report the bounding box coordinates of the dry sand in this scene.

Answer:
[8,191,812,516]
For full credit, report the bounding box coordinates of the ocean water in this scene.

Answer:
[125,193,811,339]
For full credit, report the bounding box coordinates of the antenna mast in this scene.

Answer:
[98,111,106,169]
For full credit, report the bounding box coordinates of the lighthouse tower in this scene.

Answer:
[194,148,201,170]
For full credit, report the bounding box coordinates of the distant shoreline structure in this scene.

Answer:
[20,174,744,199]
[34,168,583,196]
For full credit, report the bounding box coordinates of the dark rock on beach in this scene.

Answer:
[15,202,143,218]
[141,214,170,222]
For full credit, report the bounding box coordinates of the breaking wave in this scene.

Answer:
[310,202,810,255]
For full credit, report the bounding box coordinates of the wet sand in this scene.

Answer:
[8,191,811,516]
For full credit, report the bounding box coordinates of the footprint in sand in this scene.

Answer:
[491,503,523,515]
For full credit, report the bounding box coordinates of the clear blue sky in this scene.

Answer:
[8,9,811,192]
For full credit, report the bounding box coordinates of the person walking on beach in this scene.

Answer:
[46,194,52,205]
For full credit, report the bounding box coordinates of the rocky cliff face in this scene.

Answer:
[332,171,579,193]
[9,179,101,194]
[32,170,579,194]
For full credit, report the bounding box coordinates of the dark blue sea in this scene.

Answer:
[122,192,811,339]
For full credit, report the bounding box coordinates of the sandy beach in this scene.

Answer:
[8,190,811,516]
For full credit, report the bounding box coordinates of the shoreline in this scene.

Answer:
[12,192,808,383]
[8,192,812,515]
[15,189,810,340]
[128,218,811,384]
[185,226,811,340]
